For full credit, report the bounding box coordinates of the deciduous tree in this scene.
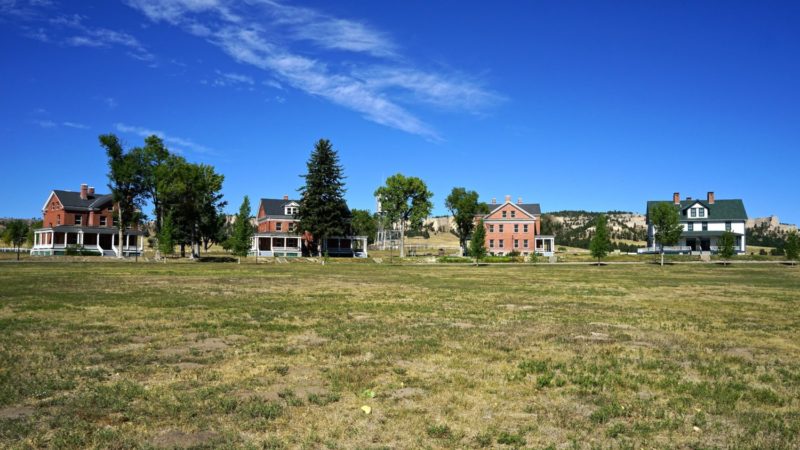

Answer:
[374,174,433,258]
[101,134,146,258]
[785,231,799,265]
[3,220,28,261]
[650,202,683,266]
[469,219,487,261]
[445,187,488,255]
[590,214,611,264]
[350,209,378,244]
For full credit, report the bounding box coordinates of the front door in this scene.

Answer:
[701,239,711,251]
[686,238,697,251]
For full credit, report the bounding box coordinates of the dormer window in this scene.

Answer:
[698,208,705,218]
[690,208,697,218]
[284,202,299,215]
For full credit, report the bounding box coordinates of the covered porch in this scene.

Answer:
[534,235,556,256]
[30,226,144,257]
[250,234,368,258]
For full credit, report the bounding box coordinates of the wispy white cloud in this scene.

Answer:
[50,14,155,62]
[62,121,89,129]
[32,119,90,129]
[115,123,217,155]
[204,70,255,88]
[125,0,501,140]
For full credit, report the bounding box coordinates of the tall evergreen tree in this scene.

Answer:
[590,214,611,264]
[469,219,487,262]
[445,187,489,255]
[230,196,254,262]
[374,173,433,258]
[718,231,736,264]
[650,202,684,266]
[297,139,350,256]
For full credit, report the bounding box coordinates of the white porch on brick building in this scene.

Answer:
[31,226,144,257]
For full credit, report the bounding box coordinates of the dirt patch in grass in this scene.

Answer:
[289,332,329,347]
[151,430,220,448]
[0,405,35,420]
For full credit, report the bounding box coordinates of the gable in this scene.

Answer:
[485,203,536,220]
[647,199,747,222]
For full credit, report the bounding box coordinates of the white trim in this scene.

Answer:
[41,191,57,212]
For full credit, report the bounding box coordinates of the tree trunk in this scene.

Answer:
[180,243,185,258]
[117,207,124,259]
[661,250,665,267]
[399,218,406,258]
[16,245,20,261]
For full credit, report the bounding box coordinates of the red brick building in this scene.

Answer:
[30,184,144,256]
[479,195,555,256]
[251,196,367,257]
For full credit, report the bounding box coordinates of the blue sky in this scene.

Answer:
[1,0,798,223]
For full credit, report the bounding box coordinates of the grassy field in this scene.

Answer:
[1,262,799,449]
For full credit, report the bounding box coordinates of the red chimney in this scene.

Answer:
[505,195,511,203]
[707,191,715,204]
[88,186,95,196]
[283,195,289,200]
[517,197,522,204]
[80,184,88,200]
[491,198,496,204]
[673,192,680,204]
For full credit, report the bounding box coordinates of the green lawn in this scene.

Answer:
[1,262,799,449]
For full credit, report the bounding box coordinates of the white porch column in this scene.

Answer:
[125,234,130,253]
[78,230,84,246]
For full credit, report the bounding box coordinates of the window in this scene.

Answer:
[690,208,697,218]
[687,222,693,232]
[489,224,494,233]
[288,222,297,233]
[74,215,82,225]
[725,221,731,231]
[112,217,118,227]
[511,211,516,218]
[57,215,61,225]
[107,205,113,212]
[514,224,519,233]
[502,211,507,218]
[499,224,504,233]
[499,239,504,248]
[489,239,494,248]
[698,208,705,218]
[523,224,528,233]
[524,239,529,248]
[100,216,107,226]
[276,222,283,231]
[284,206,298,215]
[514,239,519,248]
[702,222,708,231]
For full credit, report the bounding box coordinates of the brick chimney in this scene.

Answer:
[88,186,95,196]
[673,192,680,204]
[707,191,715,204]
[517,197,523,204]
[283,195,289,200]
[491,198,496,204]
[505,195,511,203]
[80,184,88,200]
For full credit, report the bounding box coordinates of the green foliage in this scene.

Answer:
[2,220,29,260]
[350,209,378,243]
[590,214,611,263]
[157,212,176,256]
[445,187,488,252]
[374,173,433,257]
[496,431,526,446]
[718,231,737,261]
[297,139,350,255]
[650,203,684,266]
[230,196,254,258]
[101,134,147,257]
[469,219,487,260]
[541,211,647,249]
[785,231,799,261]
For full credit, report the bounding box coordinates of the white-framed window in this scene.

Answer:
[276,222,283,231]
[100,216,107,226]
[698,208,705,218]
[489,224,494,233]
[511,211,516,218]
[284,206,298,215]
[499,239,504,248]
[514,224,519,233]
[687,222,693,232]
[691,208,697,218]
[702,222,708,231]
[499,224,504,233]
[523,224,528,233]
[74,214,82,225]
[489,239,494,248]
[514,239,519,248]
[725,221,731,231]
[502,211,507,218]
[112,217,119,227]
[524,239,529,248]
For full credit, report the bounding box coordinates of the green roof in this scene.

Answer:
[646,198,747,222]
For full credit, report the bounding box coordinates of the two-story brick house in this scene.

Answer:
[645,191,748,254]
[478,195,555,256]
[251,196,367,257]
[30,184,144,256]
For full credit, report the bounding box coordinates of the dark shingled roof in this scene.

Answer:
[259,198,300,220]
[646,199,747,222]
[53,190,113,211]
